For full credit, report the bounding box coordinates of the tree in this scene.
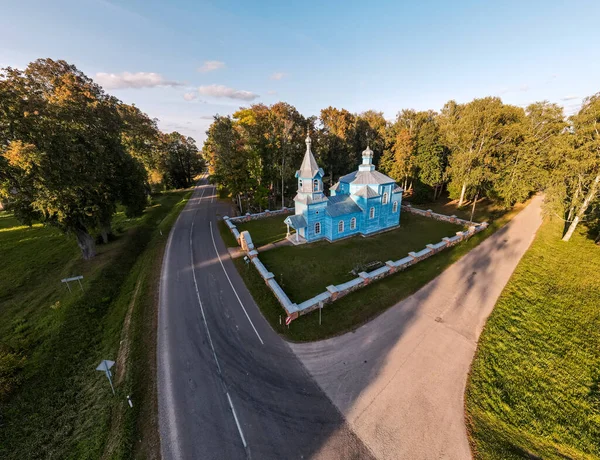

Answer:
[203,116,249,213]
[380,128,415,189]
[159,132,203,189]
[353,110,387,166]
[560,93,600,241]
[0,59,147,259]
[414,118,448,200]
[117,103,161,187]
[440,97,525,207]
[317,107,355,185]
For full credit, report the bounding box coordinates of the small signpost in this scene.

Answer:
[319,301,323,326]
[61,275,84,293]
[96,359,116,395]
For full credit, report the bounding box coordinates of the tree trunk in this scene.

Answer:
[470,191,479,223]
[100,222,112,244]
[237,193,243,214]
[75,228,96,260]
[458,182,467,207]
[562,173,600,242]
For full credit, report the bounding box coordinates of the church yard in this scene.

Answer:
[259,212,462,303]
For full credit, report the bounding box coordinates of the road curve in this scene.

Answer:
[157,178,373,460]
[290,195,544,459]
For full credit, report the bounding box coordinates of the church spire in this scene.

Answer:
[298,131,320,178]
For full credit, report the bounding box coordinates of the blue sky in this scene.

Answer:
[1,0,599,143]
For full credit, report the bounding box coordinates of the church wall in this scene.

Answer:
[304,202,329,241]
[329,212,363,241]
[362,198,384,234]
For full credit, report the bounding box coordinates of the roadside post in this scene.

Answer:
[285,316,292,328]
[61,275,84,293]
[319,301,323,326]
[96,360,116,395]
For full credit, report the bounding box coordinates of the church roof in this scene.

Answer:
[393,185,403,194]
[284,214,307,229]
[354,185,381,199]
[293,193,329,205]
[329,182,340,191]
[298,134,322,178]
[326,195,363,217]
[339,169,396,185]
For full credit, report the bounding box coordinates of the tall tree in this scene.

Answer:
[159,132,203,189]
[560,93,600,241]
[380,128,415,189]
[317,107,355,185]
[353,110,387,166]
[0,59,147,259]
[440,97,524,207]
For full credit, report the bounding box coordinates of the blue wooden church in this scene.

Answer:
[284,134,403,243]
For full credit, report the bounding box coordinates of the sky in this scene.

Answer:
[1,0,599,144]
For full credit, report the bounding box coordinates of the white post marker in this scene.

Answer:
[96,359,116,395]
[319,301,323,326]
[61,275,84,292]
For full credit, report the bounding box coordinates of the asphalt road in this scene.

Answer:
[157,177,373,460]
[291,195,544,459]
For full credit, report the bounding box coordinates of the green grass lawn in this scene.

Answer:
[465,219,600,460]
[235,214,290,247]
[0,189,191,460]
[219,201,525,341]
[259,212,462,303]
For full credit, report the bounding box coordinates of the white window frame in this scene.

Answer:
[350,217,356,230]
[392,201,398,213]
[382,192,388,205]
[369,207,375,219]
[338,220,344,233]
[313,179,319,192]
[315,222,321,234]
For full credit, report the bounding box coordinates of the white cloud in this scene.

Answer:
[270,72,287,80]
[199,60,225,73]
[95,71,184,89]
[561,95,579,101]
[198,84,259,101]
[183,92,198,101]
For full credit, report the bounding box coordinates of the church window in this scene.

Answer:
[350,217,356,230]
[315,222,321,234]
[382,192,389,204]
[369,207,375,219]
[299,179,303,188]
[393,201,398,213]
[313,179,319,192]
[338,220,344,233]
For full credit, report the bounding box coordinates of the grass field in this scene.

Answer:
[219,199,526,341]
[235,214,289,247]
[465,219,600,459]
[0,189,191,460]
[259,212,462,303]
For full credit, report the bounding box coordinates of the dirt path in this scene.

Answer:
[291,195,543,460]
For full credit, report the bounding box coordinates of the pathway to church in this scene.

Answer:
[290,194,544,460]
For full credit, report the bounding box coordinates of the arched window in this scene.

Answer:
[382,192,389,204]
[369,207,375,219]
[350,217,356,230]
[338,220,344,233]
[313,179,319,192]
[315,222,321,234]
[299,179,303,189]
[392,201,398,213]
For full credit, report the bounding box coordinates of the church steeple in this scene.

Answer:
[298,133,320,179]
[358,145,375,172]
[295,131,325,202]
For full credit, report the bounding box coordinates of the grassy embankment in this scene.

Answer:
[219,197,526,341]
[466,218,600,460]
[0,189,191,460]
